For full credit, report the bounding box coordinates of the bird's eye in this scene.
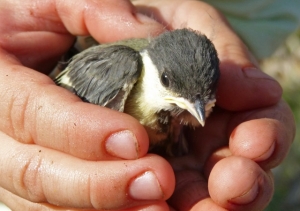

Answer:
[161,72,169,87]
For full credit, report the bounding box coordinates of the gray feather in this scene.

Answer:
[147,29,219,104]
[55,44,143,112]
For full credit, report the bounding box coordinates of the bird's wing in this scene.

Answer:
[55,44,143,112]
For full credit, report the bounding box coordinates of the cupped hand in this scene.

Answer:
[134,0,295,211]
[0,0,174,210]
[0,0,295,211]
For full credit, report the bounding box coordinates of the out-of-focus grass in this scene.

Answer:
[261,29,300,211]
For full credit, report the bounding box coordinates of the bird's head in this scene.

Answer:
[140,29,220,127]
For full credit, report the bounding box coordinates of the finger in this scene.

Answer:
[197,146,275,211]
[228,100,295,169]
[0,188,170,211]
[166,149,228,211]
[188,199,228,211]
[0,0,75,73]
[193,100,295,171]
[0,132,175,210]
[0,50,151,160]
[167,169,230,211]
[167,170,209,211]
[208,156,274,211]
[203,147,232,180]
[134,0,282,110]
[56,0,164,42]
[1,0,164,71]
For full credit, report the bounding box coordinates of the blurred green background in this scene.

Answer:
[262,29,300,211]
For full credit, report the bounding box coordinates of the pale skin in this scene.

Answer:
[0,0,295,210]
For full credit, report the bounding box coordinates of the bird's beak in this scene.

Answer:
[194,99,206,126]
[164,96,211,127]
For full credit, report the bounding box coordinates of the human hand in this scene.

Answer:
[0,0,295,211]
[0,0,174,210]
[133,0,295,210]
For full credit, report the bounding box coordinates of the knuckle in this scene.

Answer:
[0,84,34,144]
[16,151,46,202]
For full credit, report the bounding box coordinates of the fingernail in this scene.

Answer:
[255,142,275,162]
[136,12,156,24]
[105,130,139,159]
[243,67,275,80]
[229,179,259,204]
[135,13,164,36]
[129,171,163,200]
